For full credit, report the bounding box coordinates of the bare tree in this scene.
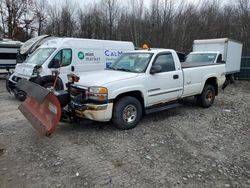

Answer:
[101,0,119,39]
[33,0,48,35]
[0,0,34,40]
[0,0,6,37]
[0,0,249,55]
[4,0,29,39]
[46,4,61,36]
[129,0,144,46]
[237,0,250,54]
[78,7,93,38]
[61,0,76,37]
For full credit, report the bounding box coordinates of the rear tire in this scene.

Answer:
[197,84,215,108]
[112,96,142,130]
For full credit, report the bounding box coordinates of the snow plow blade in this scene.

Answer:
[16,79,61,136]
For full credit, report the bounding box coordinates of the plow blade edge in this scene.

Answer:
[17,79,61,136]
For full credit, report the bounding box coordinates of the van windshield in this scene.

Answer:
[25,48,56,65]
[109,53,153,73]
[185,53,217,63]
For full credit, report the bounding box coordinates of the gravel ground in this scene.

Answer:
[0,77,249,188]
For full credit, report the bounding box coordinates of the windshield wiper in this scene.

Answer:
[115,68,133,72]
[108,67,134,72]
[106,67,114,70]
[108,67,132,72]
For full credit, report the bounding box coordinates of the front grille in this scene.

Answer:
[70,85,86,97]
[69,85,88,105]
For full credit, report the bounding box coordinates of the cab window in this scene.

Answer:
[216,54,222,63]
[154,53,175,72]
[51,49,72,67]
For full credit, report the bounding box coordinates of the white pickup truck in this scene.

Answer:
[67,49,226,129]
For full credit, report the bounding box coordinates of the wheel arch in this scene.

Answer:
[32,75,64,90]
[203,77,218,96]
[114,90,145,112]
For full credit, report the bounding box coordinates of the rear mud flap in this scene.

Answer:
[17,79,61,136]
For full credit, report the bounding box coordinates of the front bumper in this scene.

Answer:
[70,102,113,122]
[6,73,18,95]
[6,72,43,94]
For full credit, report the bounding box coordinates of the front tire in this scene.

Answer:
[197,84,215,108]
[14,90,26,101]
[43,82,60,90]
[112,96,142,130]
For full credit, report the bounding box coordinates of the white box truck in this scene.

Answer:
[0,39,22,71]
[6,38,134,100]
[186,38,242,78]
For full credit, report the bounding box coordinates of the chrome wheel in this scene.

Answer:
[112,96,142,130]
[122,104,137,123]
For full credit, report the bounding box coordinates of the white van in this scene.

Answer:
[6,38,134,99]
[16,35,56,64]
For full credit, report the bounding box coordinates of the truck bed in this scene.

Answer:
[181,62,225,98]
[181,62,223,69]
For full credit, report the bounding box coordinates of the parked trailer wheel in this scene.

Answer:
[197,84,215,108]
[112,96,142,130]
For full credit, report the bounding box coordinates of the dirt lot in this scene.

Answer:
[0,77,249,188]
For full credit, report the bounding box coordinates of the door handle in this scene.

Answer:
[173,75,179,79]
[71,66,75,72]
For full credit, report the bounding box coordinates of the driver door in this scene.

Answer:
[145,53,183,106]
[49,48,73,88]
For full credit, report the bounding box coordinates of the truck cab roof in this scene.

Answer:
[127,48,177,54]
[189,51,221,54]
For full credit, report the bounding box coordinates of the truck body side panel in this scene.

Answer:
[226,41,243,74]
[182,64,225,97]
[193,42,226,60]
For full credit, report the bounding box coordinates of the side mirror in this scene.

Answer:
[150,65,162,74]
[48,59,60,68]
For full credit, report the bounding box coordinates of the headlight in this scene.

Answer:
[87,87,108,103]
[33,66,43,75]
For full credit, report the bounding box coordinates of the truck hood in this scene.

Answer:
[76,70,139,86]
[20,35,49,54]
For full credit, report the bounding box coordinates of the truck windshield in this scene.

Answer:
[109,53,153,73]
[185,53,217,63]
[24,48,56,65]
